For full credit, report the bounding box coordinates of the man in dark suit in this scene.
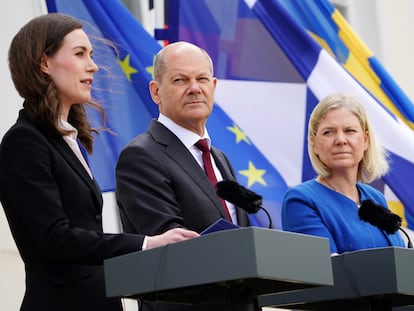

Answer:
[115,41,250,310]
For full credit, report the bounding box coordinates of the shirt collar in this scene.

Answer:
[59,119,78,140]
[157,113,211,149]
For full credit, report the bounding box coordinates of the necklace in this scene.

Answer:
[320,177,337,192]
[319,176,360,205]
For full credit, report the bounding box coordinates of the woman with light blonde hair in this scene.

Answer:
[282,93,404,255]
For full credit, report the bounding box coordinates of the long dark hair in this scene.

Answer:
[8,13,107,153]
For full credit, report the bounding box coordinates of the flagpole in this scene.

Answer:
[154,0,166,45]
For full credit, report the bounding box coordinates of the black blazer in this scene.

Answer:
[0,109,144,311]
[116,120,250,311]
[116,119,250,235]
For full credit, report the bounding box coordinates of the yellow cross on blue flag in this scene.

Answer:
[170,0,414,230]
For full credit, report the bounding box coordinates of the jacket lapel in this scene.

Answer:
[48,135,103,208]
[18,109,103,209]
[149,120,229,219]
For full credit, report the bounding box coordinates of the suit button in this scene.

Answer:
[95,215,102,222]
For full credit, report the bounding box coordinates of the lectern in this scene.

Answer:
[104,227,333,310]
[258,247,414,311]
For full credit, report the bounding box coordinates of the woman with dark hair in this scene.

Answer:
[0,13,198,311]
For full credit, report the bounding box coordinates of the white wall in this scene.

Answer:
[375,0,414,103]
[1,1,414,310]
[0,2,46,309]
[335,0,414,103]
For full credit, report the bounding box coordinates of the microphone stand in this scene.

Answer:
[261,207,273,229]
[399,227,413,248]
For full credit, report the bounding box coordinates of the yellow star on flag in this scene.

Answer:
[147,55,155,79]
[239,161,267,187]
[146,65,154,79]
[227,124,251,144]
[118,54,138,81]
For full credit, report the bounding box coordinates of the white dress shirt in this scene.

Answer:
[157,114,237,224]
[60,120,92,179]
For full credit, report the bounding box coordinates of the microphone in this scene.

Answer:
[216,180,273,229]
[358,199,412,248]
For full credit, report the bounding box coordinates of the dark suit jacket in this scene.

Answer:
[116,119,250,236]
[116,120,250,311]
[0,109,144,311]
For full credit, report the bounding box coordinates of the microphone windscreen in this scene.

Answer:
[358,199,401,234]
[216,180,262,213]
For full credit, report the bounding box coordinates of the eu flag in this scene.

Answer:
[46,0,161,192]
[167,0,414,230]
[48,0,288,228]
[47,0,414,230]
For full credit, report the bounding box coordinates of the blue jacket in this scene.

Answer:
[282,179,405,254]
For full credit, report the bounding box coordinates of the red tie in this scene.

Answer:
[195,139,232,221]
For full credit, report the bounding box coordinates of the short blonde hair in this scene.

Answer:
[307,93,389,182]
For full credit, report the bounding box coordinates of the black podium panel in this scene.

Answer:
[258,247,414,310]
[104,227,333,304]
